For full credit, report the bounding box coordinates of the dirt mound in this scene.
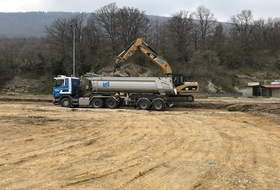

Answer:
[98,63,152,77]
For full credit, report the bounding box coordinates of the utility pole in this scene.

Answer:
[71,24,76,77]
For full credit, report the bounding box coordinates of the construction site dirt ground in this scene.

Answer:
[0,95,280,190]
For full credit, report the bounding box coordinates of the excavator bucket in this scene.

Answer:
[112,66,129,77]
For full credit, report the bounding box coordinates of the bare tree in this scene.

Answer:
[167,10,194,52]
[93,3,119,52]
[230,10,254,39]
[252,18,270,49]
[266,18,280,52]
[45,13,87,75]
[83,15,101,54]
[18,42,45,75]
[69,13,87,47]
[149,17,167,50]
[45,18,70,52]
[211,23,226,51]
[194,5,217,48]
[0,39,18,86]
[69,13,87,74]
[229,10,255,52]
[81,16,104,72]
[116,6,150,47]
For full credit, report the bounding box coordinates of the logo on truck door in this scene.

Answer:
[103,81,110,87]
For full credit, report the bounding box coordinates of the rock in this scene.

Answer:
[97,63,152,77]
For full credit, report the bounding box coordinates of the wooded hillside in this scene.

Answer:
[0,3,280,93]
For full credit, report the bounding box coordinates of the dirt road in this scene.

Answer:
[0,97,280,189]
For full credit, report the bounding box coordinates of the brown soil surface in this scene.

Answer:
[1,95,280,189]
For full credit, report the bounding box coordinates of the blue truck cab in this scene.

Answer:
[53,75,81,107]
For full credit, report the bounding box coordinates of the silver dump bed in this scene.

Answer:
[86,76,177,96]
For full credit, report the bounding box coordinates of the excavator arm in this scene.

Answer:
[114,38,172,75]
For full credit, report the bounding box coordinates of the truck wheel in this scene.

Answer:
[137,98,150,110]
[91,98,104,108]
[152,99,165,111]
[61,98,71,107]
[105,98,118,109]
[187,95,194,102]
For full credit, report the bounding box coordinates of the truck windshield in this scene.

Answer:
[54,79,64,87]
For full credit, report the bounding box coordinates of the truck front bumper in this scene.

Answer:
[53,98,60,105]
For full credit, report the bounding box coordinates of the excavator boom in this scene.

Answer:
[114,38,172,75]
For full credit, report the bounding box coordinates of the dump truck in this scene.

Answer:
[52,73,176,111]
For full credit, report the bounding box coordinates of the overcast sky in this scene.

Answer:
[0,0,279,22]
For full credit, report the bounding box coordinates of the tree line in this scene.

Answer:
[0,3,280,92]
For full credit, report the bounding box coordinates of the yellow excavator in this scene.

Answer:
[113,38,199,102]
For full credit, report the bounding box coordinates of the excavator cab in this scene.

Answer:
[171,74,185,87]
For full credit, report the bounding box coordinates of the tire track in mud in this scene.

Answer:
[98,113,217,189]
[190,114,280,189]
[59,113,180,189]
[114,116,177,189]
[163,115,223,189]
[123,113,224,189]
[54,113,147,188]
[63,163,140,188]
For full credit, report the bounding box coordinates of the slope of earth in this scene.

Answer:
[0,96,280,189]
